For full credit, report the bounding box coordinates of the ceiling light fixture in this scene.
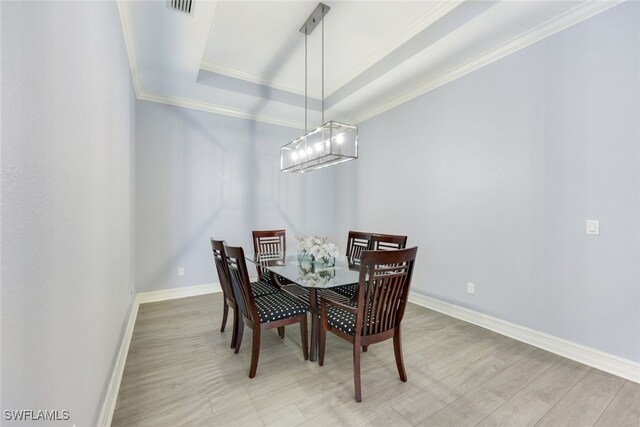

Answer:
[280,3,358,174]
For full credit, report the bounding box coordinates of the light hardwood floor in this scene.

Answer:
[112,293,640,427]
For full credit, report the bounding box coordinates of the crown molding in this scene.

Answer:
[353,0,624,124]
[116,0,141,97]
[120,0,624,131]
[137,91,306,130]
[326,0,464,96]
[200,61,322,99]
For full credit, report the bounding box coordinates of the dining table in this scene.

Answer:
[246,252,361,362]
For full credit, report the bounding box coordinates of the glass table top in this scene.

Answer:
[246,252,362,289]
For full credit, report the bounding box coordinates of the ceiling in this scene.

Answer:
[117,0,623,130]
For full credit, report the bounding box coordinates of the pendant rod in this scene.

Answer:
[322,14,324,125]
[299,3,330,131]
[305,31,308,132]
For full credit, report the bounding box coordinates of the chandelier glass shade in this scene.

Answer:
[281,121,357,173]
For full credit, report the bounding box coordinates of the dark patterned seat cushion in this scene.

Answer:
[326,303,380,335]
[255,291,309,323]
[260,271,274,284]
[326,305,357,335]
[332,283,358,298]
[250,280,279,298]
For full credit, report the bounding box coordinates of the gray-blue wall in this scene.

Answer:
[1,1,135,425]
[134,101,336,292]
[4,5,635,424]
[334,2,640,362]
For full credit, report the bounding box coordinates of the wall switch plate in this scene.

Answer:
[178,267,185,277]
[467,282,475,294]
[586,220,600,235]
[131,282,135,295]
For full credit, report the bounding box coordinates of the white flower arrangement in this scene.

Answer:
[297,236,339,266]
[297,261,336,287]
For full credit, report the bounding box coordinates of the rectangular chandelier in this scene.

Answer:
[280,121,358,173]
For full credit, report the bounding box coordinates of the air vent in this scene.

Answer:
[168,0,193,16]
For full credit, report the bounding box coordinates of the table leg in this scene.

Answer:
[308,288,319,362]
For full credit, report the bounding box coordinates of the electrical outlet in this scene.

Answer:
[586,220,600,235]
[178,267,185,277]
[467,282,475,294]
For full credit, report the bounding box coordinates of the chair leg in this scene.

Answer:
[230,307,239,349]
[234,322,244,354]
[393,327,407,382]
[220,300,229,332]
[362,345,368,352]
[249,329,261,378]
[353,340,362,402]
[318,323,326,366]
[277,326,285,339]
[300,315,309,361]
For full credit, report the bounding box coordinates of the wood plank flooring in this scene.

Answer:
[112,293,640,427]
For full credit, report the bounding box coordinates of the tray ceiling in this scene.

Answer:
[118,0,623,129]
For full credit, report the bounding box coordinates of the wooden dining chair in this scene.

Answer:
[251,229,286,282]
[211,239,279,350]
[346,231,372,260]
[370,233,408,251]
[251,229,298,339]
[331,231,372,299]
[224,244,309,378]
[318,247,418,402]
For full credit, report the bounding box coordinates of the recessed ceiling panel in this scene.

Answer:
[119,0,623,129]
[201,1,445,96]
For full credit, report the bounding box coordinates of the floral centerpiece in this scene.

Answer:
[297,236,339,267]
[297,261,336,287]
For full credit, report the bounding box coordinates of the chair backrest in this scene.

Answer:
[346,231,372,260]
[252,229,286,255]
[355,247,418,337]
[224,244,259,324]
[370,233,407,251]
[252,230,286,277]
[211,238,235,305]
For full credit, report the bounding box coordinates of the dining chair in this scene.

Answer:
[224,243,309,378]
[318,247,418,402]
[251,231,318,343]
[331,231,372,299]
[251,229,286,281]
[346,231,372,260]
[251,229,298,338]
[333,232,407,300]
[370,233,408,251]
[210,239,279,350]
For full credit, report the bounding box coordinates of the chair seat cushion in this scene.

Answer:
[326,302,378,335]
[332,283,357,298]
[260,271,273,284]
[255,291,309,323]
[326,306,357,335]
[260,271,293,286]
[250,280,279,298]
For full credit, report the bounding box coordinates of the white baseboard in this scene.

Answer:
[97,283,222,426]
[98,284,638,426]
[97,299,139,427]
[408,292,640,384]
[136,282,221,304]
